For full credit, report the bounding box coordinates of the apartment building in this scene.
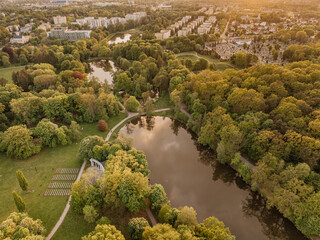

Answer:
[155,29,171,39]
[47,27,91,41]
[53,16,67,25]
[10,35,30,44]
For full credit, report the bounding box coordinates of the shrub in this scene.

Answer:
[78,135,105,160]
[149,184,167,213]
[158,204,179,226]
[175,206,198,227]
[237,162,252,184]
[128,217,150,240]
[83,205,99,223]
[16,170,29,191]
[0,212,46,239]
[124,96,140,112]
[12,191,25,212]
[0,125,41,159]
[96,216,111,225]
[82,224,125,240]
[98,120,108,132]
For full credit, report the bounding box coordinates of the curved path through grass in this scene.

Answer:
[47,107,171,239]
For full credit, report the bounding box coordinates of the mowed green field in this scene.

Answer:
[0,66,26,83]
[175,51,236,71]
[0,113,127,235]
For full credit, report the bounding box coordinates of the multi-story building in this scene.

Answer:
[72,12,146,29]
[178,27,191,36]
[155,29,171,39]
[46,0,68,7]
[47,27,91,41]
[10,35,30,44]
[38,22,51,31]
[6,25,20,32]
[53,16,67,26]
[125,12,146,21]
[20,23,33,33]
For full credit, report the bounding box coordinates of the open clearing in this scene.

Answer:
[175,51,237,71]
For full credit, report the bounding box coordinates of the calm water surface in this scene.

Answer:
[88,60,117,86]
[119,116,307,240]
[108,33,131,44]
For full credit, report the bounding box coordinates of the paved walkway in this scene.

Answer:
[146,207,157,226]
[46,160,87,240]
[47,107,172,238]
[104,107,172,225]
[105,108,171,142]
[180,103,191,119]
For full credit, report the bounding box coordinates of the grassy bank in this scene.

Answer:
[175,51,236,71]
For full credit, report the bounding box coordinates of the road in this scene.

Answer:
[220,18,230,41]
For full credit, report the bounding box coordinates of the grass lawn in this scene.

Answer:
[0,113,127,235]
[80,112,127,138]
[0,66,26,83]
[176,51,237,71]
[53,205,150,240]
[154,93,173,110]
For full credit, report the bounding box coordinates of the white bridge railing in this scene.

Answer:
[89,158,105,172]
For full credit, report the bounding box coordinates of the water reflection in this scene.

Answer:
[119,116,307,240]
[88,60,117,86]
[108,33,131,44]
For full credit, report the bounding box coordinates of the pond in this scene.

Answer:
[108,33,131,44]
[119,116,308,240]
[88,60,117,86]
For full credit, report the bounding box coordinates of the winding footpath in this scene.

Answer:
[47,107,171,239]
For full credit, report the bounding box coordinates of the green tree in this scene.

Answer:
[128,217,150,240]
[19,54,28,65]
[125,96,140,112]
[2,55,10,67]
[196,217,235,240]
[83,205,99,223]
[295,192,320,237]
[16,170,29,191]
[0,77,7,86]
[149,184,167,213]
[0,212,45,239]
[145,98,154,117]
[69,121,81,141]
[227,88,265,115]
[98,46,111,58]
[193,58,208,71]
[12,191,26,212]
[175,206,198,227]
[295,31,308,43]
[78,136,105,160]
[82,224,125,240]
[0,125,41,159]
[33,119,70,147]
[158,204,179,226]
[117,170,150,214]
[142,224,181,240]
